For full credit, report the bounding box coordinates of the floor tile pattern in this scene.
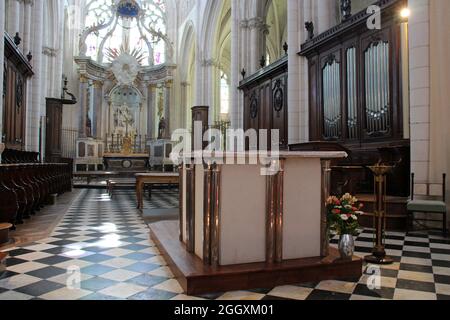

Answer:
[1,189,450,300]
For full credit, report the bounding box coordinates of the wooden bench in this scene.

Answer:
[106,178,136,198]
[74,171,120,185]
[136,173,180,209]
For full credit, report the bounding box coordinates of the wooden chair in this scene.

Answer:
[407,173,447,234]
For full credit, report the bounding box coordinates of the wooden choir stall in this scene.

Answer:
[149,151,362,295]
[0,33,73,244]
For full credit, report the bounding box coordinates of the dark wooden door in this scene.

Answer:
[45,98,63,163]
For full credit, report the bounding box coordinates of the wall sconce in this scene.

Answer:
[400,8,410,21]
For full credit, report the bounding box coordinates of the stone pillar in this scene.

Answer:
[28,0,44,151]
[287,0,301,145]
[164,80,172,137]
[248,17,266,74]
[231,0,242,130]
[0,0,5,150]
[92,80,103,139]
[23,0,32,55]
[202,59,216,124]
[78,75,89,138]
[316,0,334,34]
[180,82,189,129]
[7,0,21,36]
[147,83,157,139]
[409,0,430,182]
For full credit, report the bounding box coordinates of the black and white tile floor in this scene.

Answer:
[1,189,450,300]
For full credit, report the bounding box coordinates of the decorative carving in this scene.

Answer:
[158,117,167,139]
[283,42,288,55]
[325,53,336,66]
[241,68,246,79]
[105,41,144,85]
[42,47,58,57]
[341,0,352,21]
[14,33,21,46]
[26,51,32,62]
[273,80,284,115]
[250,93,258,119]
[93,80,104,89]
[260,56,266,68]
[305,22,315,40]
[15,77,23,110]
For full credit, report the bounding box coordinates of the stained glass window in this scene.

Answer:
[82,0,168,66]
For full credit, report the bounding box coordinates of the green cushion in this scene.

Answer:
[407,200,447,213]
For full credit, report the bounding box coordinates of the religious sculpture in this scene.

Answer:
[341,0,352,21]
[86,114,92,137]
[305,21,314,40]
[158,117,167,139]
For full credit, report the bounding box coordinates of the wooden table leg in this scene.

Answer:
[136,180,144,209]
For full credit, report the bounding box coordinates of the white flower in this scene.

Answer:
[340,214,349,221]
[345,205,352,209]
[355,211,364,215]
[351,215,358,220]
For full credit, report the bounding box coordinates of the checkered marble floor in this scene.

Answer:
[1,189,450,300]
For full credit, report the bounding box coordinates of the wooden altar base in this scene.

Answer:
[149,221,363,295]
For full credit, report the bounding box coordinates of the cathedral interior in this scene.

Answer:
[1,0,450,302]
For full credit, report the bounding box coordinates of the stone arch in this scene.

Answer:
[179,20,196,127]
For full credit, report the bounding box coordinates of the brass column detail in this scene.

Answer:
[185,164,196,253]
[203,164,213,264]
[321,160,332,257]
[275,159,285,263]
[266,173,276,263]
[179,165,184,242]
[210,164,222,267]
[266,159,285,263]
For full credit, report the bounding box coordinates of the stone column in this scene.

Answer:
[18,0,25,53]
[248,17,269,73]
[23,0,32,55]
[0,0,5,150]
[409,0,431,182]
[231,0,241,130]
[164,80,173,137]
[287,0,301,144]
[202,59,216,124]
[78,75,89,138]
[7,0,21,36]
[180,82,189,129]
[316,0,334,34]
[147,83,157,139]
[28,0,44,151]
[92,80,104,139]
[240,20,250,75]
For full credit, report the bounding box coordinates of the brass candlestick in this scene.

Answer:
[365,164,394,265]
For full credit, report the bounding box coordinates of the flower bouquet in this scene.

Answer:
[326,193,364,236]
[326,193,364,259]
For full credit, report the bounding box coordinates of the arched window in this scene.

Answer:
[220,71,230,116]
[82,0,167,66]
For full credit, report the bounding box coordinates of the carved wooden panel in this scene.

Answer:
[239,56,288,149]
[45,98,63,163]
[2,33,33,150]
